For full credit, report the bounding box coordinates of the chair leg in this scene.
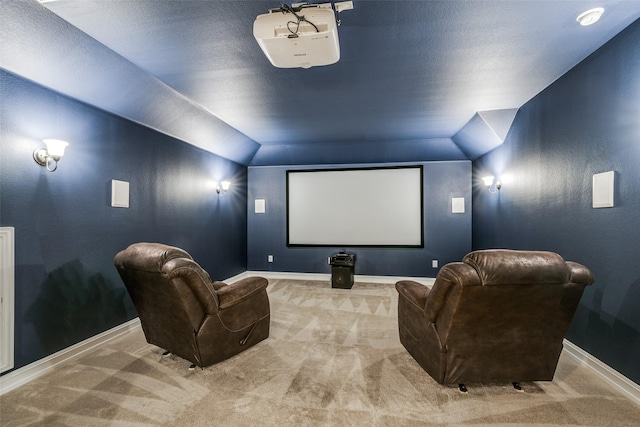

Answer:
[513,382,523,392]
[458,384,468,394]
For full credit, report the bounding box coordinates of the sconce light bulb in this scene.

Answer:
[482,176,495,187]
[43,139,69,159]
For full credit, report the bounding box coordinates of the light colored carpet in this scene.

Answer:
[2,279,640,426]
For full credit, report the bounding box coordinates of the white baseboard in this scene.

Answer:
[240,271,435,286]
[563,339,640,406]
[0,318,141,396]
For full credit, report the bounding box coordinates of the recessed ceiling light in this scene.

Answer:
[576,7,604,26]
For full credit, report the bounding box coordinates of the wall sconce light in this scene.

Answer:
[33,139,69,172]
[482,175,502,193]
[216,180,231,196]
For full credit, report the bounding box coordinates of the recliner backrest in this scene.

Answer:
[114,242,193,271]
[114,243,218,352]
[462,250,571,286]
[424,250,594,381]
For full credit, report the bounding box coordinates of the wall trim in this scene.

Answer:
[0,318,141,396]
[0,227,15,374]
[239,270,436,286]
[563,339,640,406]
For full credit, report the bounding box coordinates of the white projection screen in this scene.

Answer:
[287,166,424,247]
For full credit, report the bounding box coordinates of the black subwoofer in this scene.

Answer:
[331,266,354,289]
[330,253,355,289]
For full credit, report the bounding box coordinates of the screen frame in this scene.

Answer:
[286,165,424,248]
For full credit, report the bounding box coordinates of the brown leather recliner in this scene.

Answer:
[114,243,270,368]
[395,249,594,387]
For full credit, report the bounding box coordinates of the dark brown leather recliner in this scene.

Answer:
[395,249,594,388]
[114,243,270,368]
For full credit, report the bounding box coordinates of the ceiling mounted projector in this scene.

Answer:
[253,2,353,69]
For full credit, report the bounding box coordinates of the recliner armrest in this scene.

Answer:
[395,280,431,312]
[217,276,269,310]
[566,261,595,286]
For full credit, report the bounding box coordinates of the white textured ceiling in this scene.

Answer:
[2,0,640,165]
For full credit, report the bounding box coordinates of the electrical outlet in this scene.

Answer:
[432,260,438,268]
[268,255,274,263]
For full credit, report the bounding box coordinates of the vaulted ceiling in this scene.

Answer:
[2,1,639,165]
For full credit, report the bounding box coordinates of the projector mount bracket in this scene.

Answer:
[271,1,354,27]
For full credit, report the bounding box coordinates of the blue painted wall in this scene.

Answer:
[472,21,640,383]
[0,70,248,373]
[247,162,471,276]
